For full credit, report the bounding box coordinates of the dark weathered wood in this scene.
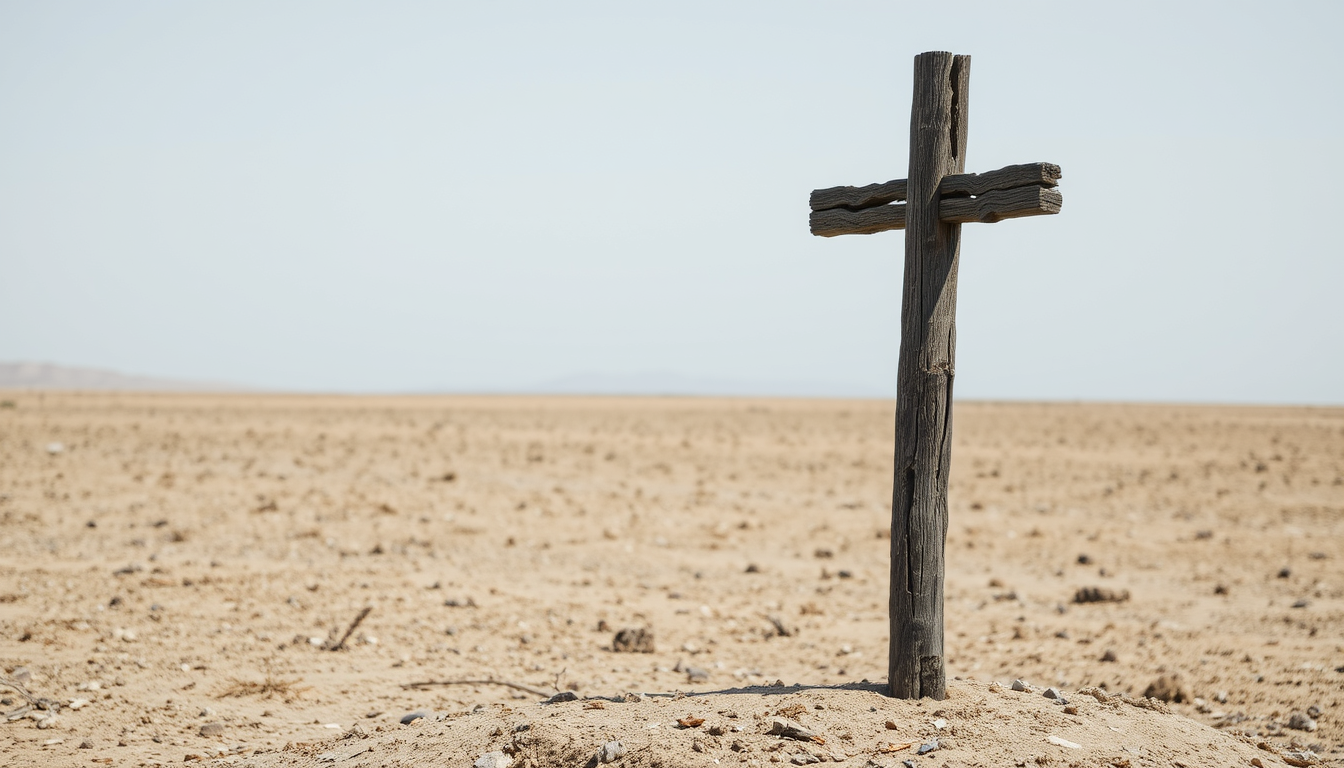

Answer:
[888,50,968,702]
[811,184,1062,237]
[810,179,907,212]
[806,51,1065,701]
[810,161,1062,237]
[940,162,1060,197]
[939,185,1062,224]
[810,162,1060,214]
[810,204,907,237]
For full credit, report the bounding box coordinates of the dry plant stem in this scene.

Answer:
[401,679,553,698]
[0,678,37,705]
[329,606,372,652]
[218,677,307,699]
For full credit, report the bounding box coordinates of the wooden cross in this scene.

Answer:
[807,51,1063,700]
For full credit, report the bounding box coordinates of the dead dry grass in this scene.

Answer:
[217,676,309,701]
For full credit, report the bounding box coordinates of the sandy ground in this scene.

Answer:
[0,392,1340,767]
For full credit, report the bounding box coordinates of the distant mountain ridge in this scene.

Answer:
[0,362,246,392]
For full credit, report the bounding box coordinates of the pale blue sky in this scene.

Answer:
[2,2,1341,402]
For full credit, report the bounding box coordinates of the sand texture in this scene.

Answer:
[0,393,1341,767]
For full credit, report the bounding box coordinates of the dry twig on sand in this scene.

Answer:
[218,676,310,701]
[401,679,553,698]
[0,677,37,706]
[328,606,373,651]
[2,675,60,721]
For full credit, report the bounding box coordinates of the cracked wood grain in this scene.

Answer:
[809,162,1058,213]
[888,50,966,701]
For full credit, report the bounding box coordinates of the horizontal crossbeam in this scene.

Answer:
[809,179,908,213]
[809,201,908,237]
[941,185,1062,224]
[809,162,1059,212]
[810,186,1061,237]
[808,162,1062,237]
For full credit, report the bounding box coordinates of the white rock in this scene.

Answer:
[67,699,90,710]
[1287,712,1318,732]
[1047,735,1081,749]
[598,740,626,763]
[473,752,512,768]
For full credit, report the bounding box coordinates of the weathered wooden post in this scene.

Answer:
[808,51,1063,699]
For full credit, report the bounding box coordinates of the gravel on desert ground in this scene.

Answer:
[0,392,1340,767]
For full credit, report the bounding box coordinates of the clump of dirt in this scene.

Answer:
[1072,586,1130,604]
[612,627,655,653]
[1143,674,1189,704]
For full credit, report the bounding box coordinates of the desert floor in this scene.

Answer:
[0,393,1340,767]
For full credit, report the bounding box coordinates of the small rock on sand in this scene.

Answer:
[399,711,428,725]
[1143,674,1188,703]
[597,740,626,763]
[769,717,820,742]
[612,627,655,653]
[1011,679,1032,692]
[473,751,512,768]
[545,691,578,703]
[1072,586,1129,604]
[198,722,224,737]
[683,665,710,683]
[1287,712,1317,732]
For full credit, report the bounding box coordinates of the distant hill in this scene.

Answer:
[0,362,247,392]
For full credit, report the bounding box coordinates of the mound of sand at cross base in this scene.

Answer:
[242,681,1296,768]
